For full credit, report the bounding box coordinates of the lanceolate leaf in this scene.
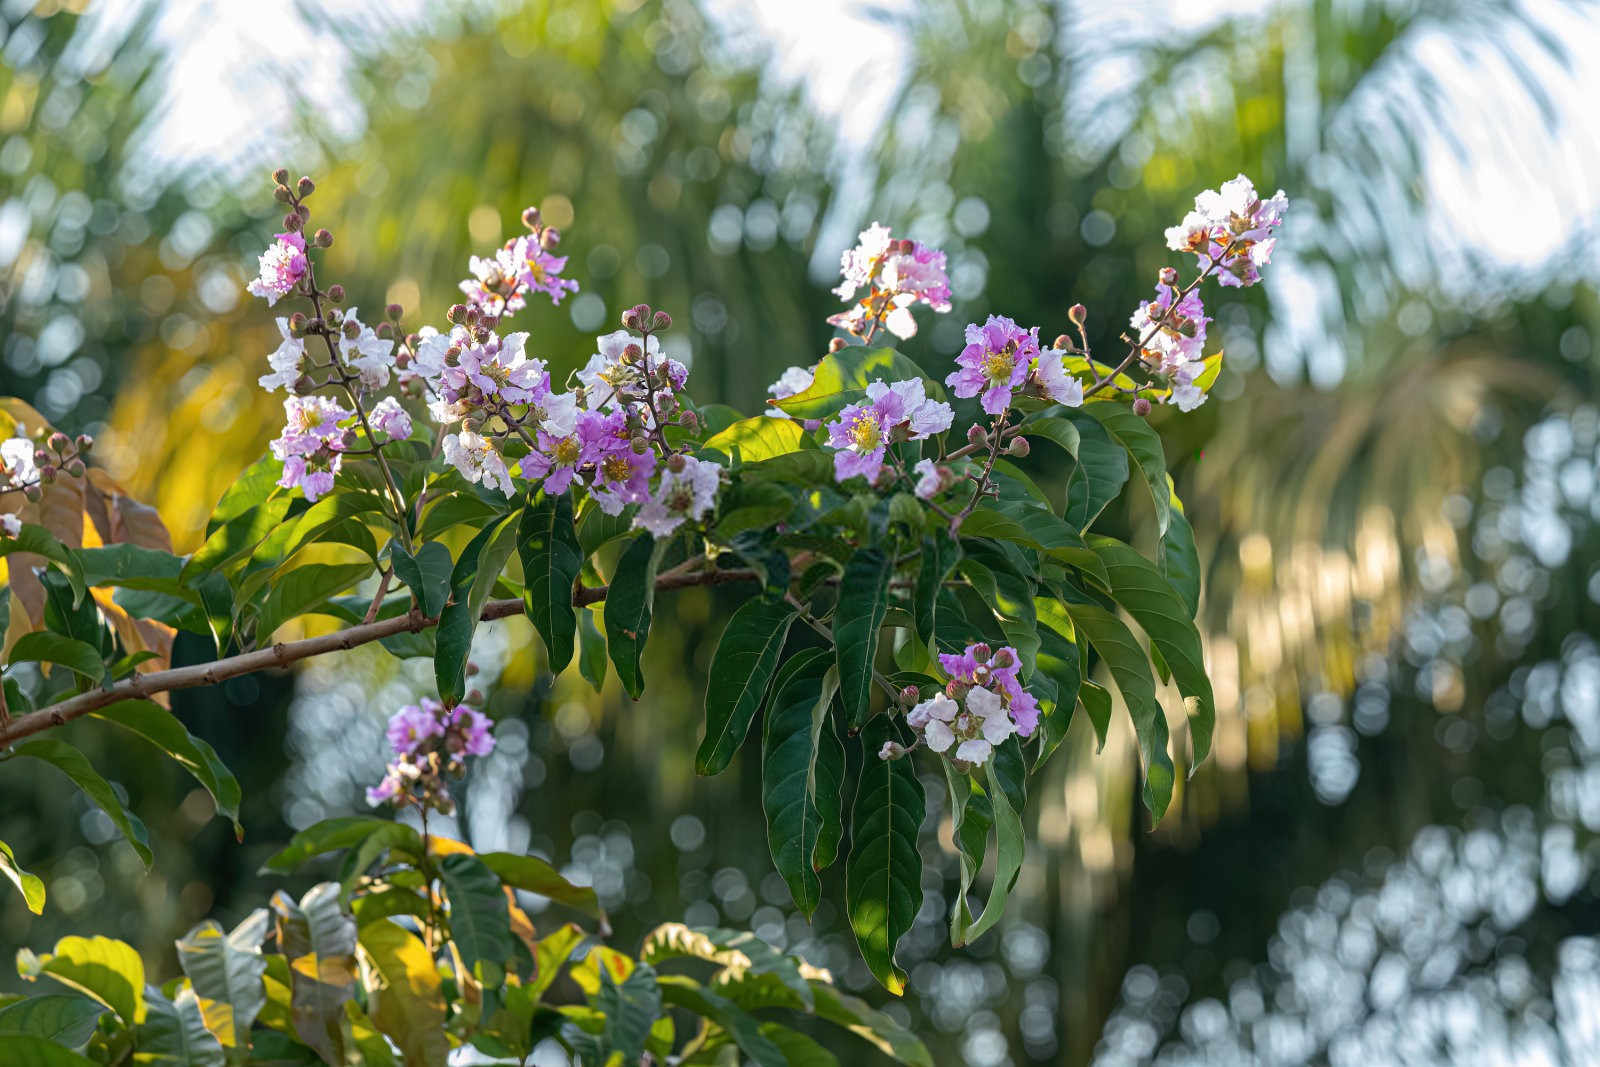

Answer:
[8,631,103,683]
[943,765,991,944]
[760,650,837,917]
[175,911,270,1049]
[807,981,934,1066]
[577,606,607,691]
[845,719,924,995]
[90,700,242,837]
[811,691,847,875]
[1063,601,1174,819]
[657,979,787,1067]
[260,817,423,874]
[603,534,663,699]
[835,548,892,728]
[254,561,376,641]
[1079,679,1113,752]
[1090,535,1216,767]
[476,852,605,924]
[518,491,583,673]
[387,540,452,619]
[13,741,152,868]
[1085,401,1170,536]
[914,535,960,650]
[698,596,796,776]
[434,514,516,705]
[1032,622,1083,769]
[953,760,1025,946]
[0,1035,97,1065]
[357,921,447,1067]
[1161,474,1202,618]
[437,853,516,986]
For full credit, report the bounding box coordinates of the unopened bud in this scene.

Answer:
[340,429,359,450]
[377,322,394,339]
[313,228,333,248]
[828,337,847,353]
[630,436,650,454]
[991,648,1015,669]
[898,685,920,707]
[394,351,410,370]
[1133,397,1152,417]
[273,185,292,203]
[966,424,988,448]
[466,689,484,705]
[272,167,290,185]
[289,312,308,336]
[445,344,462,366]
[1159,266,1179,287]
[65,459,85,477]
[1054,334,1071,350]
[466,662,479,677]
[878,741,909,761]
[74,434,93,453]
[970,642,992,662]
[48,432,69,453]
[652,310,672,331]
[327,284,345,303]
[521,206,541,229]
[621,305,645,330]
[895,238,915,254]
[679,410,698,431]
[622,343,643,363]
[292,373,315,395]
[296,176,315,197]
[33,449,50,467]
[342,319,360,340]
[540,228,560,250]
[1007,436,1030,458]
[463,305,481,326]
[1068,303,1088,327]
[666,453,688,473]
[282,212,302,232]
[295,202,310,220]
[23,484,42,502]
[38,465,55,484]
[385,302,403,322]
[447,303,468,324]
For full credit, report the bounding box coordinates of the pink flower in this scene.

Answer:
[825,378,952,485]
[1130,283,1208,376]
[449,704,495,757]
[246,232,308,306]
[633,456,722,538]
[946,316,1038,415]
[459,252,525,320]
[829,224,952,340]
[443,431,515,497]
[277,453,340,502]
[589,443,657,516]
[1,513,21,538]
[387,699,446,756]
[369,397,413,441]
[365,769,403,807]
[504,234,579,306]
[1032,350,1084,407]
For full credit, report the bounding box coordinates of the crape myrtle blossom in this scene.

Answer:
[246,231,307,305]
[1165,173,1288,289]
[1031,349,1085,407]
[2,432,38,487]
[339,309,397,391]
[913,458,943,500]
[828,222,952,340]
[947,315,1039,415]
[766,365,814,419]
[368,396,413,440]
[939,642,1040,736]
[368,699,498,810]
[456,213,579,319]
[258,317,307,392]
[825,378,954,484]
[1129,279,1211,411]
[443,430,515,497]
[271,395,352,502]
[634,454,722,538]
[896,643,1041,766]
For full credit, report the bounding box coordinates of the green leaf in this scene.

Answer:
[0,994,104,1047]
[757,1023,840,1066]
[943,765,991,945]
[357,922,447,1067]
[476,852,605,924]
[845,718,924,995]
[834,548,892,728]
[13,742,151,868]
[1019,413,1081,457]
[1161,475,1201,618]
[1090,536,1215,768]
[577,606,607,691]
[269,884,356,1066]
[596,961,661,1065]
[260,818,422,875]
[1063,601,1173,819]
[698,596,795,776]
[518,492,582,673]
[17,935,144,1026]
[914,536,960,650]
[90,700,242,837]
[952,761,1025,946]
[1079,680,1113,752]
[437,853,515,987]
[772,348,937,421]
[0,523,86,606]
[176,910,269,1050]
[434,514,516,705]
[254,562,375,640]
[808,982,933,1066]
[602,534,663,700]
[657,979,787,1067]
[134,987,225,1066]
[204,456,282,535]
[415,492,500,542]
[704,416,805,463]
[1032,622,1083,769]
[1062,412,1129,531]
[760,650,837,918]
[1084,401,1170,536]
[0,841,43,915]
[185,494,295,581]
[8,632,103,684]
[386,541,452,619]
[0,1035,97,1065]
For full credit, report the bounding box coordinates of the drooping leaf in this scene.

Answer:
[7,632,103,684]
[576,606,607,691]
[834,547,892,728]
[434,514,516,705]
[16,935,144,1026]
[475,852,605,924]
[386,540,452,619]
[0,840,44,915]
[437,853,516,987]
[595,961,661,1066]
[1084,401,1170,536]
[1079,680,1113,752]
[1062,411,1130,531]
[1161,474,1201,618]
[808,981,933,1066]
[845,718,924,995]
[914,535,960,650]
[175,910,270,1048]
[1032,621,1083,769]
[953,760,1025,946]
[13,742,152,868]
[134,987,225,1066]
[942,765,991,945]
[760,650,837,918]
[260,818,423,874]
[602,534,663,699]
[1063,601,1174,819]
[657,979,788,1067]
[518,491,582,673]
[698,596,795,775]
[0,994,104,1047]
[357,921,446,1067]
[91,700,242,836]
[269,884,357,1066]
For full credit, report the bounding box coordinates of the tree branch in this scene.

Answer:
[0,567,760,748]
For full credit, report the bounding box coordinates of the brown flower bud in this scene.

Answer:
[273,185,292,203]
[313,228,333,248]
[272,167,290,185]
[896,238,915,254]
[327,284,345,303]
[1007,436,1030,458]
[540,228,561,250]
[1068,303,1088,327]
[678,410,698,431]
[991,648,1015,669]
[970,642,992,661]
[377,322,394,339]
[666,453,688,473]
[447,303,468,324]
[342,319,360,340]
[652,310,672,331]
[65,459,85,477]
[38,464,55,483]
[33,449,50,467]
[621,305,646,330]
[622,343,643,363]
[48,432,69,453]
[74,434,93,453]
[828,337,847,353]
[966,424,988,448]
[466,688,484,706]
[630,435,650,454]
[296,176,315,197]
[282,212,302,231]
[289,312,308,336]
[23,484,42,502]
[521,206,541,229]
[1159,266,1179,287]
[466,662,479,677]
[385,303,403,322]
[1133,397,1152,417]
[1054,334,1071,350]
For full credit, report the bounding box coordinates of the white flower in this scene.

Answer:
[966,686,1017,746]
[340,312,396,391]
[913,459,942,500]
[443,431,514,497]
[1,434,38,485]
[409,326,453,383]
[258,317,306,392]
[632,456,722,538]
[533,390,580,437]
[907,692,956,729]
[833,222,894,301]
[369,397,412,441]
[1033,350,1083,407]
[0,513,21,537]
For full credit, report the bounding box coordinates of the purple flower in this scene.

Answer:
[633,456,722,538]
[1130,283,1208,376]
[365,769,403,807]
[997,674,1040,738]
[521,409,599,495]
[946,316,1038,415]
[590,444,657,516]
[277,453,339,502]
[246,231,307,306]
[1166,174,1287,288]
[826,401,889,484]
[449,704,495,757]
[1031,350,1084,407]
[505,234,579,306]
[387,699,446,756]
[369,397,413,441]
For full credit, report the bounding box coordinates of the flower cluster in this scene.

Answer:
[894,643,1039,766]
[1130,279,1211,412]
[1165,173,1288,289]
[457,207,578,319]
[246,231,308,306]
[825,379,953,484]
[827,223,952,341]
[0,427,94,538]
[947,315,1042,415]
[367,697,496,813]
[269,396,353,502]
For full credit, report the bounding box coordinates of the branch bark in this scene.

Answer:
[0,567,759,749]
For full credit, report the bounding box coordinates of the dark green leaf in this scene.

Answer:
[1161,475,1201,618]
[760,650,837,918]
[1019,413,1080,457]
[7,632,102,683]
[13,742,151,868]
[698,596,795,775]
[134,987,225,1066]
[91,700,242,837]
[1062,412,1129,531]
[0,523,86,606]
[657,980,787,1067]
[1085,401,1170,536]
[915,536,960,649]
[260,817,423,874]
[254,562,375,640]
[845,719,924,994]
[603,534,663,700]
[0,994,103,1047]
[834,548,892,728]
[0,1035,97,1064]
[1079,680,1112,752]
[577,607,606,691]
[437,853,515,987]
[596,962,661,1065]
[518,492,582,673]
[387,540,452,619]
[434,515,516,705]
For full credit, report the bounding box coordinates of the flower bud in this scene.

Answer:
[1159,266,1179,287]
[295,202,310,220]
[296,176,315,197]
[33,449,50,467]
[289,312,307,336]
[521,206,541,229]
[828,337,847,353]
[878,741,908,761]
[395,351,410,370]
[292,373,315,395]
[1068,303,1088,327]
[23,484,41,502]
[970,642,992,662]
[652,310,672,331]
[273,185,292,203]
[1133,397,1152,417]
[327,283,345,303]
[666,453,687,473]
[326,309,343,327]
[1054,334,1071,350]
[74,434,93,453]
[540,228,561,250]
[447,303,468,324]
[678,410,698,431]
[377,322,393,339]
[38,465,55,483]
[48,432,69,453]
[622,343,642,363]
[630,435,650,454]
[466,662,479,677]
[896,238,915,254]
[966,424,988,448]
[342,319,360,340]
[1007,436,1030,458]
[272,167,290,185]
[312,228,332,248]
[65,459,85,477]
[991,648,1015,669]
[463,305,481,326]
[282,212,302,232]
[946,678,971,701]
[621,305,646,330]
[898,685,920,707]
[385,302,403,322]
[340,429,359,450]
